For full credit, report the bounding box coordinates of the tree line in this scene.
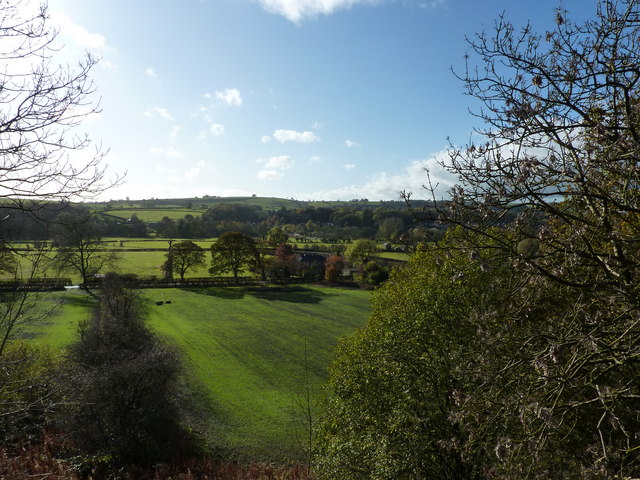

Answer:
[0,200,444,245]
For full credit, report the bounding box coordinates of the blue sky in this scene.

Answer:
[45,0,590,201]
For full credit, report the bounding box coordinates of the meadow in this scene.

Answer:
[19,285,372,460]
[10,236,404,284]
[101,208,206,222]
[95,196,414,213]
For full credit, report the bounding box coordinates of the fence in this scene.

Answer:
[0,277,72,291]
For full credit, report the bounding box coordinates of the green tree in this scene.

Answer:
[209,232,259,283]
[163,240,206,281]
[316,234,509,479]
[266,226,288,246]
[356,260,389,286]
[346,239,377,265]
[61,274,200,465]
[408,1,640,476]
[377,216,404,242]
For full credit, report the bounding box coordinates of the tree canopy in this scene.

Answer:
[316,232,511,479]
[322,1,640,478]
[51,210,115,291]
[209,232,259,283]
[163,240,206,281]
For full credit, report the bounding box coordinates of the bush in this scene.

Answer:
[315,235,510,479]
[59,273,201,465]
[0,344,60,445]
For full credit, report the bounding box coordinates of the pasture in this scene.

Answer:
[101,208,206,222]
[17,285,372,460]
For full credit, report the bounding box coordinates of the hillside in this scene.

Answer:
[20,286,372,460]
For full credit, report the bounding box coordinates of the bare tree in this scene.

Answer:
[0,0,114,334]
[0,1,114,210]
[0,0,114,438]
[411,1,640,477]
[51,210,116,292]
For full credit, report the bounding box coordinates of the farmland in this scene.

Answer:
[18,285,372,460]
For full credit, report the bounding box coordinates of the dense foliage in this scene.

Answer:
[316,233,510,479]
[60,274,200,465]
[210,232,260,282]
[320,1,640,478]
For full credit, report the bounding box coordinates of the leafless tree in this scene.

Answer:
[410,1,640,477]
[0,0,114,438]
[0,1,115,211]
[51,209,116,293]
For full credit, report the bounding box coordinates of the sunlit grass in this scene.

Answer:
[16,285,371,460]
[143,286,371,460]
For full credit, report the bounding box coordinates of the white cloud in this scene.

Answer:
[256,0,379,23]
[165,147,184,159]
[309,155,322,163]
[304,150,457,200]
[149,146,184,158]
[257,155,294,180]
[342,163,356,170]
[169,125,181,139]
[258,155,294,170]
[312,120,324,129]
[257,169,283,181]
[261,135,272,143]
[145,67,157,78]
[49,10,109,51]
[145,107,174,121]
[215,88,243,106]
[210,123,225,137]
[100,60,118,70]
[184,160,214,181]
[345,139,362,148]
[272,129,319,143]
[418,0,446,9]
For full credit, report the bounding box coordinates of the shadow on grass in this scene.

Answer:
[62,293,95,309]
[180,287,246,300]
[245,285,327,304]
[182,285,327,304]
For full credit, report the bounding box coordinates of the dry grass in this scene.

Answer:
[0,433,314,480]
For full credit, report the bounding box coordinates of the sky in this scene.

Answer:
[42,0,591,202]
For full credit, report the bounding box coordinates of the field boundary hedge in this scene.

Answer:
[83,275,328,289]
[0,277,72,291]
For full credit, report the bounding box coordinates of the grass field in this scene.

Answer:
[374,251,410,261]
[92,196,419,211]
[17,285,371,460]
[100,238,214,250]
[14,290,94,350]
[101,209,207,222]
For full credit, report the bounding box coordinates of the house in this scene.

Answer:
[295,252,326,278]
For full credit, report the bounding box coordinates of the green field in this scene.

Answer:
[18,285,371,460]
[100,238,214,250]
[14,290,94,350]
[102,209,207,222]
[90,195,420,215]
